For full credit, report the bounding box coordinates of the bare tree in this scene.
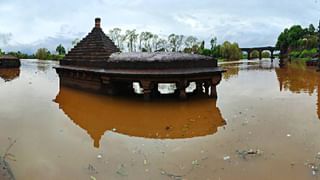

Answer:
[124,30,139,52]
[184,36,198,49]
[108,28,123,50]
[155,38,168,52]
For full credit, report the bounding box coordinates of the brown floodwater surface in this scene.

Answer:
[1,59,320,180]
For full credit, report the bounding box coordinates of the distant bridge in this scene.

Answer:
[240,46,279,60]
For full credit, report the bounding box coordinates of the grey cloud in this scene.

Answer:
[0,0,319,53]
[0,33,12,46]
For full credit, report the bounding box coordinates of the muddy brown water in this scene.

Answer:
[1,59,320,179]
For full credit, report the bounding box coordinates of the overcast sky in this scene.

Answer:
[0,0,319,53]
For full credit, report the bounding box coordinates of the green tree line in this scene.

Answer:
[276,23,319,61]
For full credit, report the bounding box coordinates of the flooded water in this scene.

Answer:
[1,59,320,179]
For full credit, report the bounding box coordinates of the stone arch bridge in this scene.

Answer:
[240,46,278,60]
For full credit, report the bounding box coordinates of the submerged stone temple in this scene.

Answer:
[55,18,224,100]
[0,55,21,68]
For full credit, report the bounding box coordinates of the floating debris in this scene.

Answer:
[0,138,16,180]
[116,164,128,176]
[223,156,231,161]
[306,152,320,176]
[236,149,263,160]
[307,163,319,176]
[88,164,98,174]
[287,134,291,137]
[0,156,15,180]
[160,169,184,180]
[97,154,102,159]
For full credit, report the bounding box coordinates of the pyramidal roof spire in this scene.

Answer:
[61,18,120,67]
[95,17,101,28]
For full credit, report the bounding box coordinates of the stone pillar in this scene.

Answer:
[151,83,160,96]
[247,51,251,60]
[204,81,210,95]
[196,81,204,94]
[140,80,153,100]
[210,86,217,98]
[101,76,115,95]
[209,75,222,98]
[177,80,188,100]
[259,50,262,60]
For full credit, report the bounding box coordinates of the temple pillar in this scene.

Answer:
[209,75,222,98]
[204,81,210,95]
[177,80,188,100]
[196,81,204,94]
[101,76,115,95]
[140,80,154,100]
[210,86,217,98]
[151,83,160,96]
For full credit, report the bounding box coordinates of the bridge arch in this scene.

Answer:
[240,46,277,60]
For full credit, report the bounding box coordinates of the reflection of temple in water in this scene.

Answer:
[275,62,320,118]
[0,68,20,82]
[55,87,225,148]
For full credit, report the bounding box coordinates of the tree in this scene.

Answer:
[262,51,271,58]
[309,24,316,34]
[210,37,217,50]
[143,32,153,52]
[199,41,205,50]
[155,38,168,52]
[108,28,123,50]
[220,41,242,60]
[167,34,177,52]
[167,34,184,52]
[151,34,159,51]
[277,25,308,50]
[138,32,153,52]
[56,44,66,55]
[124,29,138,52]
[0,49,4,55]
[176,35,184,52]
[35,48,50,60]
[184,36,198,49]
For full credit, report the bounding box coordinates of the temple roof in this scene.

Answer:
[109,52,213,62]
[0,55,19,60]
[62,18,120,63]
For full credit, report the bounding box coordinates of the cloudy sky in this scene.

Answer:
[0,0,319,54]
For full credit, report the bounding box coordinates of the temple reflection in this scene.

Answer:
[0,68,20,82]
[55,86,226,148]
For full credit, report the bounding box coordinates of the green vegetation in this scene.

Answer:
[219,41,242,60]
[35,47,64,60]
[56,44,66,55]
[276,23,318,61]
[262,51,270,58]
